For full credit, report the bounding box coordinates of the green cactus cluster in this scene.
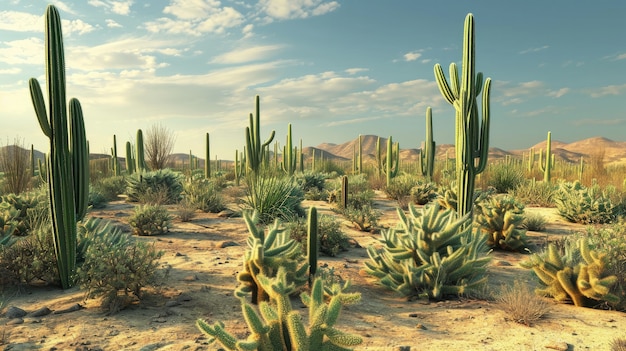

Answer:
[282,124,297,176]
[554,180,618,224]
[521,238,620,307]
[419,107,436,182]
[379,136,399,187]
[29,5,89,289]
[538,131,554,182]
[365,202,490,300]
[198,266,362,351]
[245,95,275,175]
[236,211,308,304]
[474,195,529,252]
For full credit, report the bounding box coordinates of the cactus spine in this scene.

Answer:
[434,13,491,218]
[538,131,554,182]
[246,95,275,175]
[205,133,211,178]
[420,107,436,181]
[28,5,89,289]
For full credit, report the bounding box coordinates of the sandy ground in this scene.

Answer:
[1,193,625,351]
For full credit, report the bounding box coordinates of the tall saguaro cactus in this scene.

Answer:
[434,13,492,219]
[111,135,120,176]
[135,129,146,172]
[29,5,89,289]
[282,123,296,175]
[205,133,211,178]
[539,131,554,183]
[245,95,275,175]
[420,107,436,181]
[383,136,399,187]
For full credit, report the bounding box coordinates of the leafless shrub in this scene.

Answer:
[144,123,176,170]
[0,138,32,195]
[496,280,550,326]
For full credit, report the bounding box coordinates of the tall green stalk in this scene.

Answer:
[111,135,120,176]
[434,13,491,219]
[538,131,554,183]
[245,95,275,175]
[136,129,146,172]
[282,123,296,176]
[420,107,436,182]
[205,133,211,178]
[29,5,89,289]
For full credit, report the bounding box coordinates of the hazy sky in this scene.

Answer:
[1,0,625,159]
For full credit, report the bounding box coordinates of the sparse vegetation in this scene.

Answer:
[496,280,550,326]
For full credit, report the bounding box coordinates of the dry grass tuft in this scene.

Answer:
[612,338,626,351]
[496,280,550,326]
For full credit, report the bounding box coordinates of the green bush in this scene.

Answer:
[487,162,524,193]
[555,180,618,224]
[410,181,439,205]
[0,189,48,236]
[182,177,226,213]
[384,174,420,201]
[92,175,127,201]
[509,179,556,207]
[522,212,547,231]
[126,169,183,204]
[243,174,305,224]
[286,214,350,256]
[474,195,529,252]
[88,186,107,209]
[341,204,381,232]
[76,217,164,313]
[128,204,172,236]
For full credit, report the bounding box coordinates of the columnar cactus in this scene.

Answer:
[419,107,436,182]
[375,136,382,177]
[357,134,363,174]
[299,139,304,173]
[29,5,89,289]
[382,136,399,187]
[282,124,296,176]
[125,141,135,174]
[235,211,308,304]
[434,13,491,219]
[111,135,120,176]
[246,95,275,175]
[538,131,554,182]
[527,147,535,173]
[307,206,318,282]
[135,129,146,172]
[522,238,619,307]
[205,133,211,178]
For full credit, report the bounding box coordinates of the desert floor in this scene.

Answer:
[1,192,625,351]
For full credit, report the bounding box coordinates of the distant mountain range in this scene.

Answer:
[2,135,625,171]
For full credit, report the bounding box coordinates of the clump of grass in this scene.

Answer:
[611,338,626,351]
[522,212,547,231]
[496,280,550,326]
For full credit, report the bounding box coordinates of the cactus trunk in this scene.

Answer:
[420,107,436,181]
[205,133,211,178]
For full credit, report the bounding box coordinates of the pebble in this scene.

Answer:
[6,318,24,325]
[183,274,198,282]
[53,303,83,314]
[545,341,570,351]
[4,306,27,318]
[394,347,411,351]
[219,241,238,248]
[29,306,52,317]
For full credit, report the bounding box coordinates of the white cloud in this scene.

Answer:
[345,68,368,75]
[211,45,283,64]
[0,11,40,32]
[548,88,569,98]
[242,23,254,38]
[106,19,123,28]
[404,51,422,62]
[259,0,339,21]
[573,118,626,126]
[51,1,79,15]
[64,19,95,35]
[0,68,21,74]
[144,0,243,36]
[519,45,549,54]
[590,84,626,98]
[0,38,43,65]
[88,0,134,15]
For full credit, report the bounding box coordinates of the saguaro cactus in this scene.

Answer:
[205,133,211,178]
[135,129,146,172]
[420,107,436,181]
[307,206,318,283]
[282,123,296,176]
[245,95,275,175]
[29,5,89,289]
[111,135,120,176]
[434,13,492,218]
[383,136,399,187]
[125,141,135,174]
[539,131,554,183]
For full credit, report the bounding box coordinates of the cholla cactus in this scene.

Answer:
[474,195,529,252]
[365,202,490,300]
[198,267,362,351]
[236,211,308,304]
[521,238,620,307]
[555,180,618,224]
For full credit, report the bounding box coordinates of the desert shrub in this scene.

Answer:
[286,214,350,256]
[365,203,491,300]
[128,204,172,236]
[341,204,381,232]
[384,174,420,201]
[555,180,618,224]
[487,162,524,193]
[243,174,305,224]
[126,169,183,204]
[295,171,326,193]
[496,280,549,326]
[509,179,556,207]
[92,175,126,201]
[76,217,164,313]
[0,189,48,236]
[474,194,529,252]
[612,338,626,351]
[522,212,547,231]
[182,177,226,213]
[0,139,32,195]
[88,187,107,209]
[410,181,439,205]
[176,198,196,222]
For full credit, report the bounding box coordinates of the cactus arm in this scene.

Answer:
[69,98,88,221]
[29,79,52,137]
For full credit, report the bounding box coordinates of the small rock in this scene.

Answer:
[25,318,42,324]
[175,252,185,257]
[408,313,419,318]
[217,209,235,218]
[4,306,27,318]
[394,347,411,351]
[6,318,24,325]
[165,300,182,307]
[545,341,570,351]
[29,307,52,317]
[182,275,198,282]
[219,241,238,248]
[415,324,427,330]
[176,293,192,302]
[152,317,167,323]
[53,303,83,314]
[108,330,120,336]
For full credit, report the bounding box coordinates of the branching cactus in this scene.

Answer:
[434,13,492,219]
[282,124,296,176]
[198,267,362,351]
[236,211,308,304]
[29,5,89,289]
[365,202,491,300]
[419,107,436,182]
[474,195,529,252]
[382,136,399,187]
[538,131,554,183]
[246,95,275,175]
[521,238,620,307]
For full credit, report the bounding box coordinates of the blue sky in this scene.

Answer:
[1,0,625,159]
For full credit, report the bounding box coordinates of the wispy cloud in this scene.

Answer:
[0,38,44,65]
[345,68,368,75]
[325,116,380,127]
[105,19,123,28]
[403,51,422,62]
[590,84,626,98]
[496,80,544,105]
[572,118,626,126]
[88,0,133,15]
[0,67,21,74]
[519,45,549,54]
[548,88,570,98]
[144,0,244,36]
[259,0,339,21]
[210,44,284,64]
[0,11,40,32]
